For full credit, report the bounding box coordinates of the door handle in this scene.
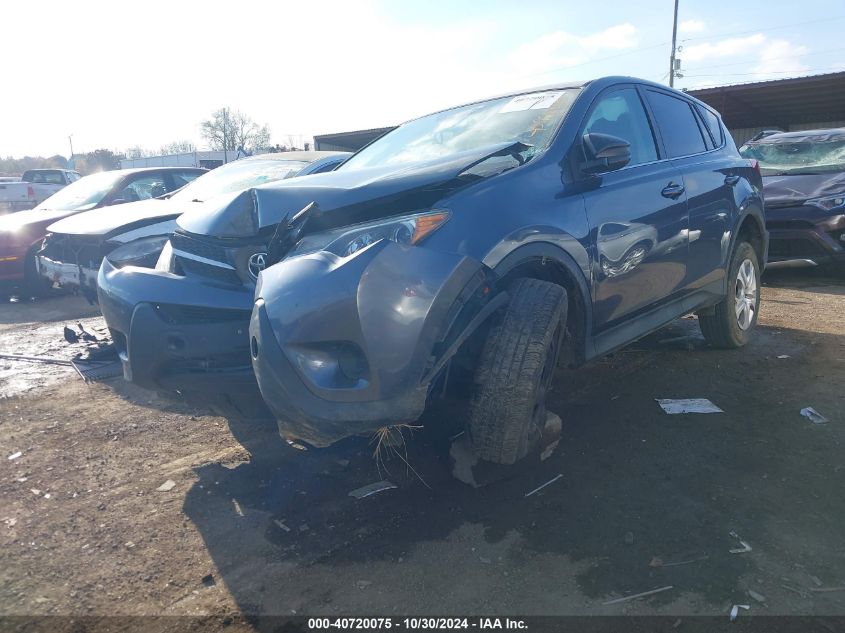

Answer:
[661,182,685,199]
[724,174,740,186]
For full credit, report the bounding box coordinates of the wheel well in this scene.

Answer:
[737,214,765,266]
[498,257,587,366]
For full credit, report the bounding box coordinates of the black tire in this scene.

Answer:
[467,278,567,465]
[699,241,760,348]
[23,245,52,298]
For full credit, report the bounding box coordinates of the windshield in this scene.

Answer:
[34,171,124,211]
[740,139,845,175]
[340,88,581,171]
[173,159,308,202]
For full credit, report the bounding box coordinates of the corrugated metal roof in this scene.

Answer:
[686,71,845,129]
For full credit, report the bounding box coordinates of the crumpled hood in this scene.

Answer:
[177,142,527,238]
[0,207,77,233]
[46,197,179,238]
[762,172,845,207]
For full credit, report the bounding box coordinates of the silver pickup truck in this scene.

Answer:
[0,169,81,213]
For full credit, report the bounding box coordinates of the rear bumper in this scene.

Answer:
[766,207,845,266]
[97,257,257,394]
[249,241,489,447]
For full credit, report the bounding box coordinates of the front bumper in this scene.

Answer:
[37,255,98,296]
[249,240,488,447]
[97,257,257,394]
[766,206,845,267]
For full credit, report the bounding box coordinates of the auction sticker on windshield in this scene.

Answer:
[499,90,566,113]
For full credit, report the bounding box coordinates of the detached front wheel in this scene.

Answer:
[699,241,760,348]
[467,278,567,465]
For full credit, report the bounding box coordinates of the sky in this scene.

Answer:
[2,0,844,158]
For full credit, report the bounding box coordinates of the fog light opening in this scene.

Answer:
[166,335,186,352]
[337,343,367,381]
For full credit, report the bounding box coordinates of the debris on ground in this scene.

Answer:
[355,580,372,589]
[156,480,176,492]
[624,531,635,545]
[603,585,673,605]
[201,574,215,587]
[524,473,563,498]
[286,440,308,451]
[649,554,708,567]
[273,519,291,532]
[540,412,562,461]
[449,436,480,488]
[800,407,829,424]
[728,531,753,554]
[748,589,766,603]
[349,481,398,499]
[656,398,723,414]
[0,353,72,366]
[8,451,22,460]
[231,499,244,517]
[777,355,790,359]
[809,586,845,593]
[730,604,750,622]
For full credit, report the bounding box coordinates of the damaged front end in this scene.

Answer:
[248,216,505,446]
[37,233,109,301]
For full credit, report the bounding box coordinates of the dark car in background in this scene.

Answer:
[100,77,765,465]
[38,152,348,301]
[740,128,845,269]
[0,167,204,295]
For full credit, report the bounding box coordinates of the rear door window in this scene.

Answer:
[646,90,708,158]
[170,171,203,190]
[582,88,658,167]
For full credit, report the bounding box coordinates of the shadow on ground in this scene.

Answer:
[181,316,845,615]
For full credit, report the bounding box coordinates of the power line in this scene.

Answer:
[520,41,669,79]
[682,65,845,80]
[683,46,845,72]
[679,15,845,43]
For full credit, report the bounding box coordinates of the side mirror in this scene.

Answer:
[581,132,632,174]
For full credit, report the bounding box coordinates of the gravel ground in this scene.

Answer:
[1,271,844,627]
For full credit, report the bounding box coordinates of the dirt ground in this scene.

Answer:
[1,271,844,625]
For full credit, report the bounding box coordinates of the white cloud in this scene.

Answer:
[683,34,765,62]
[752,39,810,78]
[679,19,706,33]
[508,23,638,75]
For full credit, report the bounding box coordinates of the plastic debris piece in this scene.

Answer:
[810,586,845,593]
[730,604,750,622]
[657,398,723,414]
[156,480,176,492]
[274,519,291,532]
[8,451,22,461]
[349,480,397,499]
[524,473,563,498]
[232,499,244,517]
[777,355,790,359]
[540,413,562,461]
[603,585,673,605]
[748,589,766,603]
[800,407,829,424]
[729,531,752,554]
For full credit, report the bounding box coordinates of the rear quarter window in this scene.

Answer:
[646,90,708,158]
[696,105,724,147]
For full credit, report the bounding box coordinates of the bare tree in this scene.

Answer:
[160,140,196,155]
[200,108,271,152]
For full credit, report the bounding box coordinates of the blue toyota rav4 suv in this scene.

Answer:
[99,77,766,465]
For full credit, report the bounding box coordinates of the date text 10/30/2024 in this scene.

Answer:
[307,618,529,630]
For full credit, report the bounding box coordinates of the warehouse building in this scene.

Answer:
[313,127,396,152]
[687,71,845,146]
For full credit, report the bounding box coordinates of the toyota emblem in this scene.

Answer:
[248,252,268,281]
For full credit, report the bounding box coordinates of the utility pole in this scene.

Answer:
[68,134,74,158]
[669,0,680,87]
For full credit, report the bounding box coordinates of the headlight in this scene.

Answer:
[107,235,170,269]
[807,194,845,212]
[288,210,450,258]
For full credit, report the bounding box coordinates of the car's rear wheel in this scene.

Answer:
[699,241,760,348]
[23,245,53,298]
[467,278,567,465]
